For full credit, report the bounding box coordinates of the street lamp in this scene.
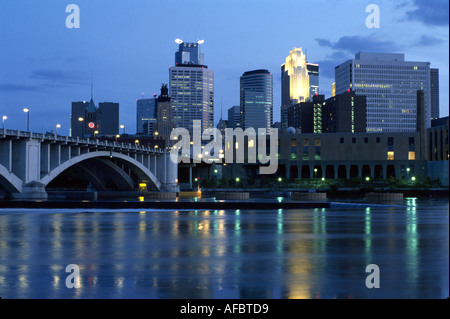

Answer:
[56,124,61,136]
[94,130,99,139]
[120,125,125,134]
[314,168,318,179]
[115,134,120,142]
[2,115,6,130]
[23,108,30,131]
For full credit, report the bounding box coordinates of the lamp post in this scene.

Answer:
[120,124,125,135]
[23,108,30,131]
[2,115,6,130]
[94,130,99,139]
[56,124,61,136]
[115,134,120,142]
[314,168,318,179]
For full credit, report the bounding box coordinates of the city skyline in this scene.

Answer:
[0,0,448,136]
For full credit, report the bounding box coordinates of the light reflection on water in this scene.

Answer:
[0,199,448,299]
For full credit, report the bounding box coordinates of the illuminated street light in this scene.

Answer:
[56,124,61,136]
[411,176,416,181]
[2,115,7,130]
[115,134,120,142]
[365,176,370,182]
[78,117,84,122]
[23,108,30,131]
[314,168,318,179]
[278,177,282,182]
[235,177,240,182]
[94,130,99,139]
[120,124,125,134]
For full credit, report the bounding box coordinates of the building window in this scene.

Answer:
[408,151,415,160]
[352,137,356,143]
[340,137,344,143]
[388,137,394,146]
[376,137,381,143]
[364,137,368,143]
[387,151,394,160]
[315,138,321,146]
[303,139,309,146]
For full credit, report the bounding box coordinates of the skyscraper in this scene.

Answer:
[335,52,432,132]
[227,105,241,129]
[281,47,319,128]
[136,95,157,135]
[240,69,273,133]
[169,40,214,132]
[307,63,319,98]
[430,68,440,120]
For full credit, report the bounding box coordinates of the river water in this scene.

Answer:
[0,198,448,299]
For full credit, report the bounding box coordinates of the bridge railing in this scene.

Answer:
[1,129,165,153]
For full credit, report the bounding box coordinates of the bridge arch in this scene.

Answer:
[40,151,162,190]
[0,164,23,193]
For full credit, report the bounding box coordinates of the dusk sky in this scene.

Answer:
[0,0,448,135]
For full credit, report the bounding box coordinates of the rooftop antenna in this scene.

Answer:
[220,97,223,120]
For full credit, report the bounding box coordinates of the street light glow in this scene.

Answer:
[23,108,29,113]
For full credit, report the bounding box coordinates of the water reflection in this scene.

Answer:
[0,200,448,299]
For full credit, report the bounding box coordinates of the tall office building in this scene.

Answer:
[240,69,273,133]
[169,40,214,132]
[335,52,432,132]
[227,105,241,129]
[307,63,319,98]
[71,98,119,138]
[281,47,319,128]
[136,95,157,135]
[430,68,440,120]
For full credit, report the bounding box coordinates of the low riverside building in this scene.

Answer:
[177,91,449,188]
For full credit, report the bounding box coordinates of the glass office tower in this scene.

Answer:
[335,52,433,132]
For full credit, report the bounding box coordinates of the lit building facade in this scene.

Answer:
[281,48,319,128]
[240,69,273,133]
[169,41,214,133]
[335,52,432,132]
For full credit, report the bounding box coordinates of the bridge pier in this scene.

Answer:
[11,181,47,200]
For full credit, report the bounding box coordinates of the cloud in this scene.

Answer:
[30,69,91,85]
[406,0,449,26]
[316,35,402,54]
[314,35,403,79]
[0,84,42,92]
[413,35,445,47]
